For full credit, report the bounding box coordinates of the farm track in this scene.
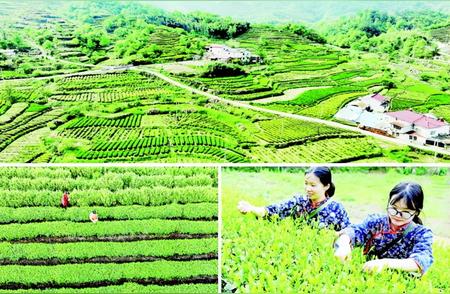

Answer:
[0,275,218,290]
[0,253,218,266]
[11,233,218,243]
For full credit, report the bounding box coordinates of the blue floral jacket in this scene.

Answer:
[265,194,350,231]
[341,214,433,274]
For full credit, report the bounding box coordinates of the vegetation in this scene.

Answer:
[222,167,450,292]
[0,166,218,292]
[320,10,448,58]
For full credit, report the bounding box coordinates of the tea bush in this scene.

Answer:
[222,191,450,293]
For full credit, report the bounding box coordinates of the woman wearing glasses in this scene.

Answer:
[334,182,433,275]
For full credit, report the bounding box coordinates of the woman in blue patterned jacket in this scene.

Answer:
[237,167,350,231]
[334,182,433,275]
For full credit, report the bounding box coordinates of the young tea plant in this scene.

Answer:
[222,189,450,293]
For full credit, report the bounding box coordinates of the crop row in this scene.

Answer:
[59,126,145,141]
[268,59,343,73]
[0,167,216,180]
[256,118,346,143]
[90,135,236,152]
[250,137,383,163]
[78,145,248,163]
[0,103,28,125]
[55,81,169,95]
[0,238,217,262]
[51,88,165,103]
[57,72,150,89]
[0,173,214,191]
[64,115,142,129]
[0,283,217,293]
[0,109,47,133]
[0,260,217,287]
[0,109,63,152]
[0,219,218,241]
[0,186,217,207]
[0,203,217,224]
[277,86,363,107]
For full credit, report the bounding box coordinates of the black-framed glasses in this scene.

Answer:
[387,206,416,219]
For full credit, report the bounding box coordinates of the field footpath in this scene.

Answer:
[136,68,450,156]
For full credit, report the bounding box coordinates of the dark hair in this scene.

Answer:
[389,182,424,225]
[305,166,335,197]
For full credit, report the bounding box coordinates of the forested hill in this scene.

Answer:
[319,10,450,59]
[151,1,450,24]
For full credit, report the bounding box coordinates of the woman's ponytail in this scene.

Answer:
[413,214,423,225]
[327,182,335,198]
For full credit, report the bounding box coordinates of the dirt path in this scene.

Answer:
[251,86,331,104]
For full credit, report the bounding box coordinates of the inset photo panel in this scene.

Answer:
[221,166,449,293]
[0,166,218,293]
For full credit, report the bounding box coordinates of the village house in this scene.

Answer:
[0,49,16,58]
[386,110,450,147]
[358,93,390,112]
[204,44,261,64]
[335,105,391,134]
[335,94,450,148]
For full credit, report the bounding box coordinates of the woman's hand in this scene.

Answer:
[237,201,266,217]
[334,234,352,262]
[363,259,388,273]
[237,200,253,213]
[363,258,420,273]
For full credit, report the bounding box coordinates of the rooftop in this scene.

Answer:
[387,110,447,129]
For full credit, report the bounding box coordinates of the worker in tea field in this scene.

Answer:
[60,191,70,208]
[237,166,350,231]
[334,182,433,275]
[89,211,98,223]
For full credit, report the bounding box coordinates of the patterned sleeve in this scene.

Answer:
[340,214,383,247]
[409,227,434,275]
[265,194,306,219]
[335,202,351,231]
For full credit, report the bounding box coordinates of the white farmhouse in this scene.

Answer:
[359,93,389,112]
[204,44,261,63]
[386,110,450,145]
[0,49,16,57]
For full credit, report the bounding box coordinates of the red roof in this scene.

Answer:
[387,110,447,129]
[370,93,386,102]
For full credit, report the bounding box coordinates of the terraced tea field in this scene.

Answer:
[1,3,448,163]
[1,69,448,163]
[0,166,218,293]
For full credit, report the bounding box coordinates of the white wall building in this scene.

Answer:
[204,44,260,63]
[387,110,450,145]
[359,93,389,112]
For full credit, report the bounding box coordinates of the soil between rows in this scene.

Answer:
[0,216,218,225]
[0,275,218,290]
